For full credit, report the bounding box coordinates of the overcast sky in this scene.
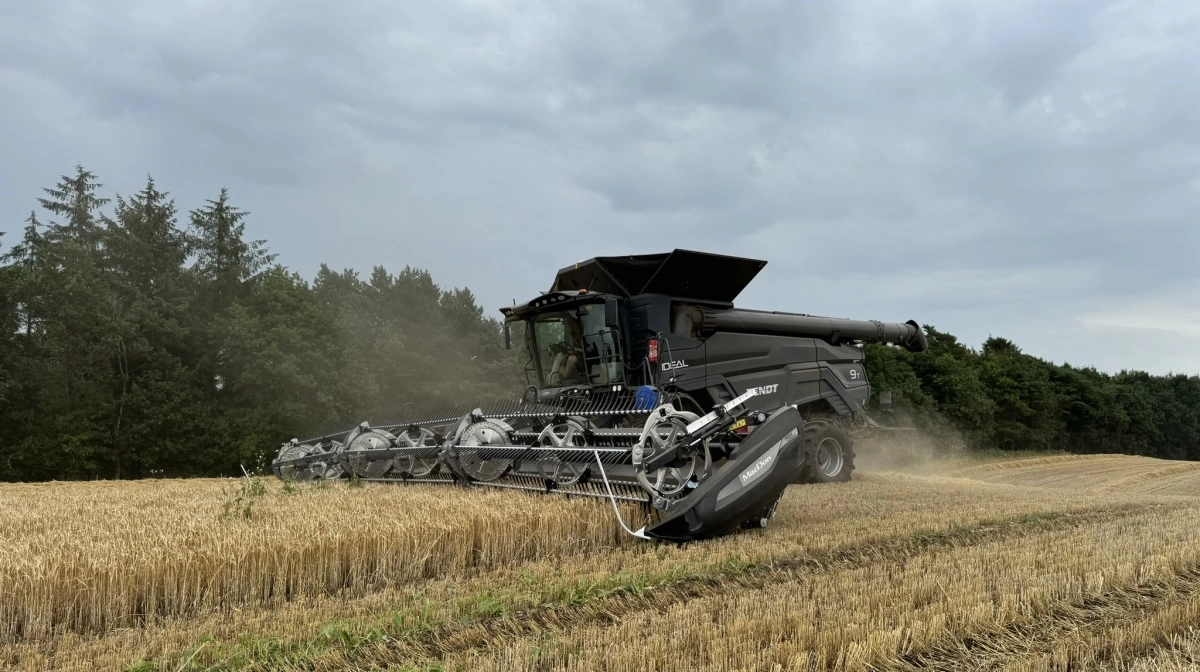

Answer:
[2,0,1198,375]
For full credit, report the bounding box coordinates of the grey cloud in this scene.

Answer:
[1,0,1199,374]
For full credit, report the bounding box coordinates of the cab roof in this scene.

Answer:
[548,249,767,304]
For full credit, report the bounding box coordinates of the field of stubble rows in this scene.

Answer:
[4,441,1200,672]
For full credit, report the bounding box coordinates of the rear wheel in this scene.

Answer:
[798,421,855,483]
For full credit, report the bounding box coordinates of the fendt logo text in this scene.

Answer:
[748,384,779,395]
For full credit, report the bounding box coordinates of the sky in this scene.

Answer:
[1,0,1198,376]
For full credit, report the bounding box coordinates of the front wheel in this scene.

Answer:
[798,421,855,483]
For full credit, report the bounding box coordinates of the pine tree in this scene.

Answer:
[188,188,275,311]
[8,167,116,478]
[103,175,190,296]
[96,176,202,478]
[0,212,47,335]
[185,187,277,401]
[0,230,15,479]
[38,165,110,252]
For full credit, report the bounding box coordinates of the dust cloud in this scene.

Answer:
[851,423,977,476]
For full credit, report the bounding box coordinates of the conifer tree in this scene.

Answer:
[188,188,275,311]
[38,164,109,252]
[0,212,46,335]
[94,176,201,477]
[104,176,190,296]
[14,166,114,478]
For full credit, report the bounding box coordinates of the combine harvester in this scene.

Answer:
[271,250,927,541]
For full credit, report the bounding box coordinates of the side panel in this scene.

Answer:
[629,293,706,388]
[656,342,705,386]
[697,332,870,415]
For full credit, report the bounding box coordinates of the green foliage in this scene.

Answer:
[864,326,1200,459]
[472,590,507,618]
[220,476,269,521]
[0,166,522,482]
[314,621,388,651]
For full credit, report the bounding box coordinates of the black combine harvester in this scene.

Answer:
[271,250,927,541]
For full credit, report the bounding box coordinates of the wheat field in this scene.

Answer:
[4,448,1200,671]
[945,453,1200,496]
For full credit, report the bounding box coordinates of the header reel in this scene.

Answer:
[271,388,806,542]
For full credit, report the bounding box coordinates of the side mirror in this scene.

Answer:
[604,297,620,329]
[503,322,512,350]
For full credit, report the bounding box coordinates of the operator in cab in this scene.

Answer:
[548,316,585,385]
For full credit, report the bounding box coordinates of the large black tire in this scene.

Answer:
[796,420,855,483]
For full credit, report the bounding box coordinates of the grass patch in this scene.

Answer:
[135,552,759,671]
[1014,511,1061,524]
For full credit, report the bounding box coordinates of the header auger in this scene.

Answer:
[270,249,928,541]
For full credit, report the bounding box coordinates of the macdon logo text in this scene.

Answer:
[740,454,774,485]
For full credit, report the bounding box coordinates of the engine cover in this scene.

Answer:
[645,405,805,541]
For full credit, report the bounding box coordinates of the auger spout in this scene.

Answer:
[702,310,928,352]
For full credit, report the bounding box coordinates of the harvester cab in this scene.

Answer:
[271,249,928,541]
[507,292,626,391]
[500,249,925,430]
[499,250,770,405]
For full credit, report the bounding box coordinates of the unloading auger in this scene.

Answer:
[271,387,805,541]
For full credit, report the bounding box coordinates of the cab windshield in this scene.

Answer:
[527,304,624,388]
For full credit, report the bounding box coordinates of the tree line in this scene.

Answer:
[1,165,1197,482]
[0,166,523,481]
[863,329,1200,459]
